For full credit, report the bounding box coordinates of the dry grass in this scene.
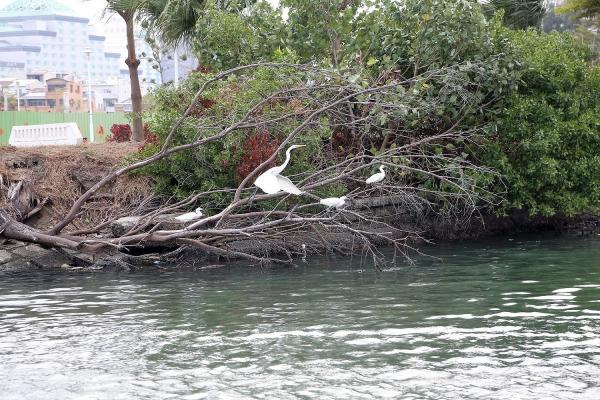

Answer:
[0,143,155,230]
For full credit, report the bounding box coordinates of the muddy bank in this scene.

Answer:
[2,209,598,272]
[1,144,599,271]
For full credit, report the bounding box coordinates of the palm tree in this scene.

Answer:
[104,0,158,141]
[150,0,254,47]
[149,0,205,47]
[483,0,548,29]
[101,1,254,141]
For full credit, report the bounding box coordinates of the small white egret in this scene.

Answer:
[175,207,203,222]
[319,196,347,209]
[366,165,386,184]
[254,144,305,195]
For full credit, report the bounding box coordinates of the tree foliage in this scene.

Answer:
[192,1,285,71]
[141,0,519,209]
[482,0,547,29]
[557,0,600,20]
[143,0,600,219]
[139,66,335,204]
[480,30,600,216]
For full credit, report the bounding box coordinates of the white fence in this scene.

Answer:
[8,123,83,147]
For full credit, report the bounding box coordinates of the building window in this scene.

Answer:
[27,99,46,107]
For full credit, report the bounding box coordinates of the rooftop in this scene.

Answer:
[0,0,75,15]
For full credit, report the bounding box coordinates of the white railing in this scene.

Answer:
[8,123,83,147]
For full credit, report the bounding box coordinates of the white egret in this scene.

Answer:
[319,196,347,209]
[175,207,203,222]
[366,165,386,184]
[254,144,305,195]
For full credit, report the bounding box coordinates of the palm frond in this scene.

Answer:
[483,0,548,29]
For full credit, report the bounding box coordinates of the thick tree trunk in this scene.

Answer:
[124,14,144,142]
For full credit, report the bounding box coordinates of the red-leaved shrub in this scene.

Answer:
[235,131,279,183]
[188,98,216,118]
[194,64,211,74]
[109,123,158,145]
[143,124,158,144]
[108,124,132,142]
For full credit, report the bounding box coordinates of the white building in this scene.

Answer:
[91,13,162,93]
[0,0,122,82]
[91,78,130,112]
[161,46,198,86]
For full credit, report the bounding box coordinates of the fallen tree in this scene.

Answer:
[0,63,503,268]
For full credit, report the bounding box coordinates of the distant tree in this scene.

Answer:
[100,0,211,141]
[149,0,258,48]
[483,0,547,29]
[149,0,205,48]
[190,0,363,70]
[192,1,285,70]
[552,2,600,55]
[557,0,600,20]
[281,0,361,67]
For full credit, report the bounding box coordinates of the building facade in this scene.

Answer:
[161,46,198,86]
[0,0,121,82]
[92,13,162,93]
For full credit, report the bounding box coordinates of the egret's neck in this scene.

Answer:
[279,147,293,170]
[379,166,386,173]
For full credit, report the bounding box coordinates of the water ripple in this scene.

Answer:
[1,236,600,399]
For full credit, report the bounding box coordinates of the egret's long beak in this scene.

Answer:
[297,145,306,148]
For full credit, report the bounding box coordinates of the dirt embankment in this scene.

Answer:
[0,143,153,231]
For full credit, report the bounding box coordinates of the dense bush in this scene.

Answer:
[138,0,600,219]
[136,0,514,209]
[480,30,600,216]
[108,123,158,144]
[235,131,279,183]
[137,67,336,206]
[108,124,132,143]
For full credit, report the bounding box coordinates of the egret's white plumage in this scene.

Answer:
[366,165,386,184]
[319,196,347,209]
[254,145,305,195]
[175,207,203,222]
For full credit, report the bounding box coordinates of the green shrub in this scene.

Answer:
[481,30,600,216]
[137,0,519,213]
[135,67,338,210]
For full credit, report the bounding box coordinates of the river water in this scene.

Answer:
[1,235,600,399]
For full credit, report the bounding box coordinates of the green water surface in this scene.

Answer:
[1,235,599,399]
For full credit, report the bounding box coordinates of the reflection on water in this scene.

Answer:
[1,235,600,399]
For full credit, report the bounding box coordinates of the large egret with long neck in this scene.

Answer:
[254,144,305,195]
[366,165,386,184]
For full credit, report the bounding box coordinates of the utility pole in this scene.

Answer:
[84,47,95,143]
[63,91,69,113]
[174,48,179,88]
[16,80,20,112]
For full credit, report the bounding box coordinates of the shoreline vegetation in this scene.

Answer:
[1,0,599,270]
